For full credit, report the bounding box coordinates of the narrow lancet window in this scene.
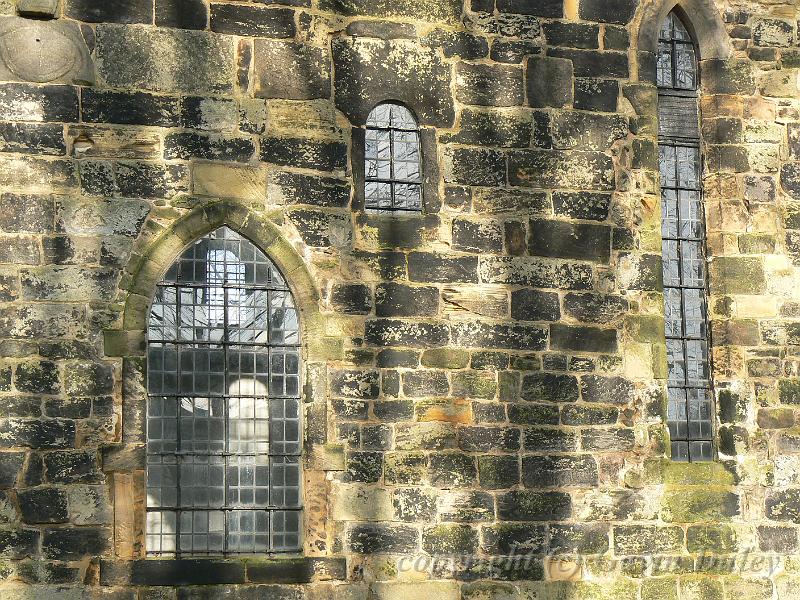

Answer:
[146,226,302,555]
[658,12,713,462]
[365,102,422,212]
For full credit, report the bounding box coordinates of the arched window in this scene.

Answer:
[146,226,302,555]
[658,12,713,462]
[364,102,422,212]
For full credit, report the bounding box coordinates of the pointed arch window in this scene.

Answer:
[364,102,422,212]
[145,226,302,555]
[658,12,713,462]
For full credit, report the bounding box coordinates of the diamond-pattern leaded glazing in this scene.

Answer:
[658,12,713,462]
[365,102,422,212]
[146,226,302,555]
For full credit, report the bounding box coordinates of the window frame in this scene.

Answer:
[656,10,717,462]
[352,99,440,215]
[144,226,305,558]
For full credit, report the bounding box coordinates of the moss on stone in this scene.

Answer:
[661,488,739,523]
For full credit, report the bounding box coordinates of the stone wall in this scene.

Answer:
[0,0,797,598]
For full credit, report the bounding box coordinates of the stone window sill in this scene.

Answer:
[99,557,347,586]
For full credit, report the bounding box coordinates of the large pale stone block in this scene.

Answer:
[191,162,268,204]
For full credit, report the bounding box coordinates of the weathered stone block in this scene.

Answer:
[497,490,572,521]
[578,0,637,24]
[548,48,628,78]
[709,257,765,295]
[0,420,75,449]
[509,404,560,426]
[365,319,449,348]
[529,220,611,262]
[478,455,519,490]
[527,56,573,108]
[14,361,58,395]
[164,132,255,162]
[0,529,39,558]
[288,209,351,247]
[447,148,507,189]
[421,348,469,370]
[401,370,448,397]
[254,40,331,100]
[375,283,438,317]
[752,18,794,47]
[344,451,382,483]
[81,89,180,127]
[455,62,524,107]
[511,289,560,322]
[371,582,460,600]
[423,524,479,556]
[613,525,683,555]
[18,487,68,523]
[429,452,477,488]
[445,108,533,148]
[686,524,737,554]
[782,163,800,200]
[509,150,614,190]
[330,370,379,400]
[321,0,461,23]
[44,450,101,483]
[65,0,153,23]
[459,426,519,452]
[0,122,64,155]
[543,22,598,49]
[452,218,504,254]
[701,59,756,95]
[451,322,547,351]
[262,137,347,172]
[408,252,478,284]
[581,428,635,452]
[551,324,617,353]
[63,362,113,396]
[0,156,76,194]
[331,284,372,315]
[551,112,627,151]
[347,524,419,554]
[523,455,598,488]
[192,162,266,203]
[423,29,488,60]
[662,489,739,523]
[550,523,609,554]
[155,0,209,30]
[332,38,454,127]
[521,373,579,403]
[210,4,295,37]
[0,453,23,488]
[491,39,543,63]
[479,257,593,289]
[96,24,236,94]
[496,0,562,17]
[574,78,627,112]
[580,375,633,404]
[757,525,797,552]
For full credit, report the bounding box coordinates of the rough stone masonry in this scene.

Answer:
[0,0,797,598]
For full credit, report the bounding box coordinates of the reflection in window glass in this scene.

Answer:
[365,102,423,212]
[658,12,713,462]
[146,226,302,555]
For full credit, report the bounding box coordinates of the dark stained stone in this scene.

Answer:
[210,4,296,37]
[65,0,154,24]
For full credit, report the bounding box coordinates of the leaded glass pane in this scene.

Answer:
[657,42,673,88]
[146,226,302,555]
[364,102,423,212]
[658,13,697,94]
[658,11,713,463]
